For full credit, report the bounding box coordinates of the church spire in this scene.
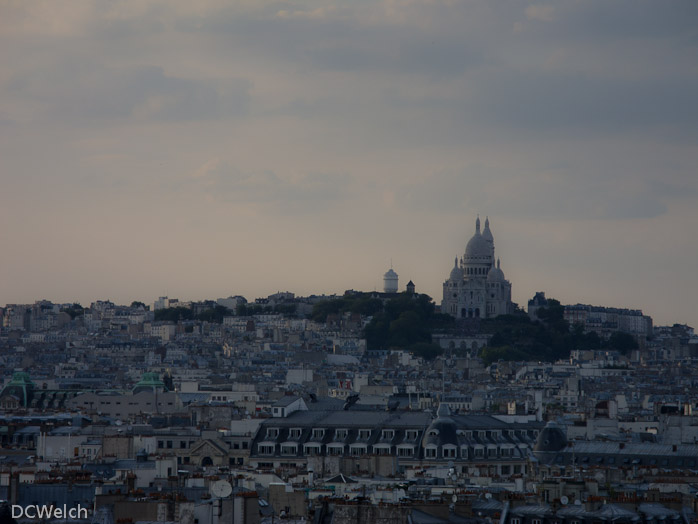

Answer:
[475,215,481,234]
[482,216,494,245]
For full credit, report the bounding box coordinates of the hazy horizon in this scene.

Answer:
[1,1,697,328]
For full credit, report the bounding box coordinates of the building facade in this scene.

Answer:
[442,217,513,319]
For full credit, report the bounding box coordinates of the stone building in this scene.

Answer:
[442,217,513,319]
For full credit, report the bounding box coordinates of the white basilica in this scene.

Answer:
[441,216,513,319]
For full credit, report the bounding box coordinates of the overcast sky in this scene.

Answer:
[1,0,697,327]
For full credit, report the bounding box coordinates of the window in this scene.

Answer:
[359,429,371,439]
[381,429,394,440]
[398,447,413,457]
[350,446,366,456]
[425,447,437,458]
[312,429,325,439]
[335,429,348,439]
[474,448,484,458]
[304,444,321,455]
[406,430,418,441]
[488,448,497,458]
[267,428,279,439]
[289,428,302,439]
[281,445,297,455]
[259,444,275,455]
[328,446,343,456]
[443,447,457,458]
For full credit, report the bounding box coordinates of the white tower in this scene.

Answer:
[383,267,399,293]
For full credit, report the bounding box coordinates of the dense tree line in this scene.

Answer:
[61,303,84,319]
[310,293,383,322]
[363,293,453,359]
[310,292,453,360]
[479,299,639,365]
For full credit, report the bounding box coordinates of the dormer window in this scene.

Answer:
[405,430,418,441]
[358,429,371,439]
[259,444,275,455]
[266,428,279,439]
[335,429,348,440]
[312,428,325,439]
[381,429,394,440]
[289,428,302,439]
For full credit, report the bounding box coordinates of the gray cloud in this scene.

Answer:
[397,163,695,221]
[191,160,353,214]
[6,61,250,123]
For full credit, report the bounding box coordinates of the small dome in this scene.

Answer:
[487,259,505,282]
[449,258,462,281]
[534,422,567,453]
[422,416,458,448]
[384,268,398,279]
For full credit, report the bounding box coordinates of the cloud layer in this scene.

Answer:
[1,0,697,327]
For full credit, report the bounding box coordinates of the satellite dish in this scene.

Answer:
[485,493,492,500]
[574,499,582,506]
[560,496,569,505]
[210,480,232,499]
[452,494,458,503]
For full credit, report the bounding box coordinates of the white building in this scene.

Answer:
[383,268,398,293]
[441,217,513,319]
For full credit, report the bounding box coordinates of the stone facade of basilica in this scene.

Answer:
[441,217,513,319]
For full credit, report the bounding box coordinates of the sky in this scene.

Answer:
[1,0,697,327]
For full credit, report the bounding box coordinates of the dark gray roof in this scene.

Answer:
[510,505,553,517]
[260,410,432,428]
[593,504,639,521]
[273,396,302,408]
[533,422,567,453]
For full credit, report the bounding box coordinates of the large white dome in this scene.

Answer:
[465,232,491,258]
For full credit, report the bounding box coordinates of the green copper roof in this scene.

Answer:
[133,372,168,393]
[7,372,35,387]
[1,372,36,407]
